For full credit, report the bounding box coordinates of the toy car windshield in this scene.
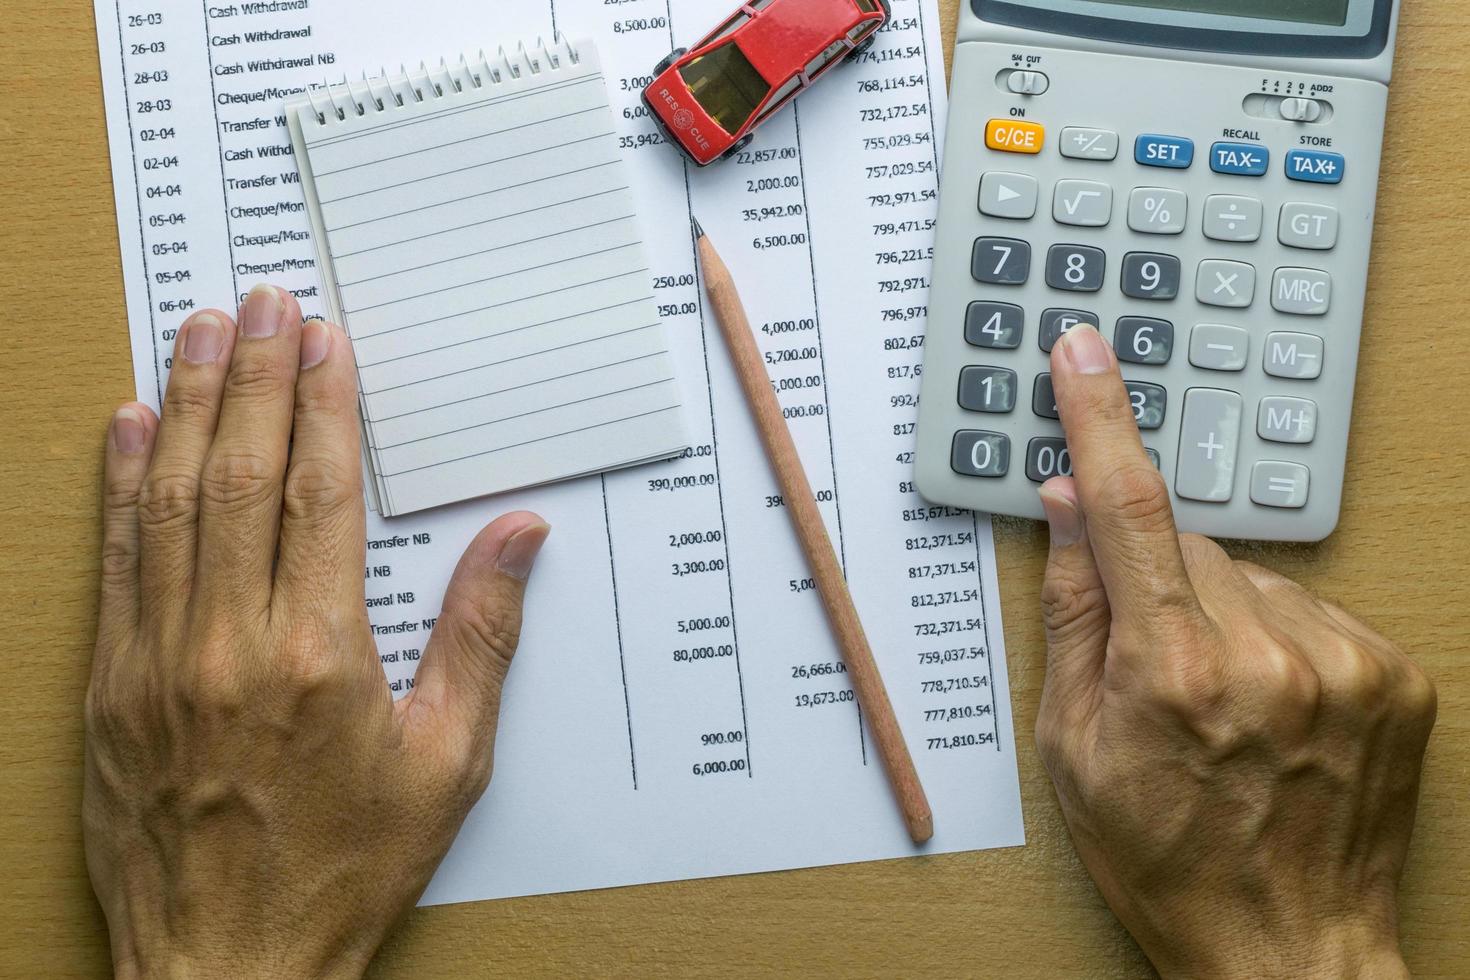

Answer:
[678,42,771,135]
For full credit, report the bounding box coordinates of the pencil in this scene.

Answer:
[692,217,934,845]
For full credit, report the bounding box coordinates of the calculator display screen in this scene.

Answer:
[1088,0,1349,26]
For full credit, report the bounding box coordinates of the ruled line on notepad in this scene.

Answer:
[334,187,628,258]
[337,214,636,287]
[355,297,654,368]
[319,130,614,206]
[351,269,650,340]
[312,106,607,178]
[343,242,641,315]
[370,349,667,422]
[306,74,603,150]
[368,323,662,397]
[379,377,676,451]
[382,404,683,478]
[325,161,619,234]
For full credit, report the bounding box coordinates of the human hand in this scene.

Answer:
[1033,324,1436,980]
[86,285,550,978]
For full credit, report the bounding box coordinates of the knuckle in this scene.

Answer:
[164,380,222,423]
[226,355,291,402]
[1094,464,1174,531]
[282,456,358,521]
[137,469,200,532]
[1256,645,1323,714]
[1328,640,1389,702]
[450,604,521,683]
[200,449,278,509]
[1039,568,1108,637]
[1397,659,1439,724]
[98,539,138,588]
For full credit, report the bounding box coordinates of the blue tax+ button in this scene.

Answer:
[1210,141,1269,176]
[1286,149,1345,184]
[1135,134,1194,169]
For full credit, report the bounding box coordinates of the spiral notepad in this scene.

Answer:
[285,39,689,517]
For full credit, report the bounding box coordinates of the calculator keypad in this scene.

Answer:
[922,46,1378,541]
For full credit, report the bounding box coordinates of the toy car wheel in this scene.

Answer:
[845,35,877,63]
[720,134,754,161]
[653,47,687,76]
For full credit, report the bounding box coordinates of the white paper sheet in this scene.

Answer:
[93,0,1025,904]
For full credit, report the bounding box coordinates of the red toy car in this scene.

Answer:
[642,0,890,166]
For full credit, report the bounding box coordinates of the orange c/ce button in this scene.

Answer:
[985,119,1045,154]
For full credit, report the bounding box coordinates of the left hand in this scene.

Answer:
[86,285,549,978]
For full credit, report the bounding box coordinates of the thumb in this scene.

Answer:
[403,511,550,754]
[1036,478,1109,739]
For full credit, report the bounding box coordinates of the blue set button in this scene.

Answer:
[1135,134,1194,169]
[1210,141,1269,176]
[1286,149,1345,184]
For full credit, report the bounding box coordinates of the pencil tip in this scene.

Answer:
[691,214,704,239]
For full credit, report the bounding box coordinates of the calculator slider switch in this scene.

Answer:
[986,119,1045,154]
[1003,70,1049,95]
[1279,97,1326,123]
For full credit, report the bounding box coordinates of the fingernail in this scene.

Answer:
[1038,488,1082,548]
[181,313,224,364]
[242,284,283,338]
[496,522,551,581]
[1060,324,1113,375]
[113,407,146,455]
[300,320,332,369]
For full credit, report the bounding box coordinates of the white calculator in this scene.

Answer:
[913,0,1401,541]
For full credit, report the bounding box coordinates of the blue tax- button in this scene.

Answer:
[1135,134,1194,169]
[1286,149,1345,183]
[1210,141,1269,176]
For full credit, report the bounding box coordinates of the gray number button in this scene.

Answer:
[1189,324,1249,371]
[1271,267,1331,315]
[1250,461,1310,508]
[1121,252,1181,300]
[1264,331,1324,379]
[1177,388,1243,502]
[1279,203,1338,250]
[979,172,1039,220]
[1025,437,1073,482]
[972,237,1031,284]
[1128,187,1187,234]
[965,301,1024,349]
[951,430,1011,478]
[1032,373,1059,419]
[1203,195,1263,242]
[1126,382,1167,430]
[1114,317,1174,365]
[1046,244,1106,292]
[1053,179,1113,226]
[1196,259,1256,307]
[1258,396,1318,443]
[957,366,1018,413]
[1038,308,1097,352]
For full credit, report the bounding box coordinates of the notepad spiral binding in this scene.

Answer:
[303,36,583,127]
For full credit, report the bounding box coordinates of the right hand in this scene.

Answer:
[1034,324,1436,979]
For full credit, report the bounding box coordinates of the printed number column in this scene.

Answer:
[114,0,236,400]
[800,0,1004,758]
[557,0,756,787]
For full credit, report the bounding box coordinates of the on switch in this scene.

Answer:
[1005,70,1049,95]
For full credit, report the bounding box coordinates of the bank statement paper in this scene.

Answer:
[91,0,1025,904]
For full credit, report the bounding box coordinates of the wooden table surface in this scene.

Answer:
[3,1,1466,976]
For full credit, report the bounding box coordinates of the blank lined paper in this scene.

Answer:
[287,40,688,516]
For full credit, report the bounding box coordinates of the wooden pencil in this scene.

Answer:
[692,217,934,845]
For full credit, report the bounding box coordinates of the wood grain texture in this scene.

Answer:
[0,1,1465,976]
[697,230,934,845]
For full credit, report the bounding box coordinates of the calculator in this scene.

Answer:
[913,0,1401,541]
